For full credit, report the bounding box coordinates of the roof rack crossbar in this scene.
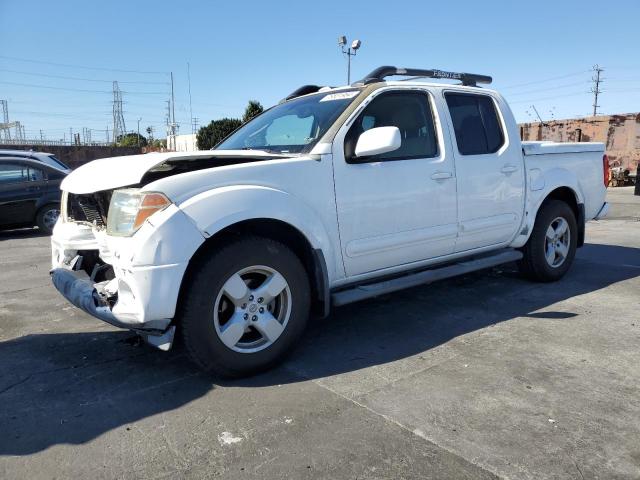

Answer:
[354,66,492,87]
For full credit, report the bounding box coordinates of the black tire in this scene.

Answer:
[36,204,60,234]
[518,200,577,282]
[180,236,310,377]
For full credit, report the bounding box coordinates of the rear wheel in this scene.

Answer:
[36,204,60,234]
[180,237,310,377]
[519,200,577,282]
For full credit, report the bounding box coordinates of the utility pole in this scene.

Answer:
[531,105,545,125]
[137,117,142,147]
[337,36,362,84]
[591,64,604,116]
[187,63,195,134]
[167,72,178,151]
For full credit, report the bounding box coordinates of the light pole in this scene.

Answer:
[137,118,142,147]
[338,35,362,84]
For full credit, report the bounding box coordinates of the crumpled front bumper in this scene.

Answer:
[51,267,177,350]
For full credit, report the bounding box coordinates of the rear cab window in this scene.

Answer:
[445,93,504,155]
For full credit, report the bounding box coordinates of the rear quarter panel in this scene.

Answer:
[511,145,606,247]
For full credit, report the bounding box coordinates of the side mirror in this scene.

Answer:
[354,126,401,158]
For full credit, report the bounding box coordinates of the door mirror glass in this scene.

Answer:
[354,126,401,158]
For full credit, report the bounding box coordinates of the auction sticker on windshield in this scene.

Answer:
[319,91,360,102]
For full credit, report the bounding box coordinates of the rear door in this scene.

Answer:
[444,92,524,252]
[333,88,458,277]
[0,163,46,226]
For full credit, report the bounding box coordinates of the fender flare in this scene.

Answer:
[178,185,338,282]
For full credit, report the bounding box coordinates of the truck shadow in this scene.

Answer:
[0,242,637,455]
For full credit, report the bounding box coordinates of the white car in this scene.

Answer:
[51,66,609,377]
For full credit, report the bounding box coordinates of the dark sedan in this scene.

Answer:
[0,157,67,234]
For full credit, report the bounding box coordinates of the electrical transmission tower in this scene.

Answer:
[112,81,126,144]
[591,64,604,116]
[0,100,25,143]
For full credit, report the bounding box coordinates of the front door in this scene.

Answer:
[333,89,458,277]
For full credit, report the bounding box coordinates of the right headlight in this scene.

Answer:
[107,189,171,237]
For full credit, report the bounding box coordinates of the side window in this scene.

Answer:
[0,164,28,184]
[345,91,438,162]
[27,167,44,181]
[445,93,504,155]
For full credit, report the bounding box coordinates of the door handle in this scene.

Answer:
[430,171,453,181]
[500,164,518,174]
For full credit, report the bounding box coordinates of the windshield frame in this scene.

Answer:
[216,88,364,154]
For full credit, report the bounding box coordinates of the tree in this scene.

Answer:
[197,118,242,150]
[242,100,264,123]
[117,132,147,147]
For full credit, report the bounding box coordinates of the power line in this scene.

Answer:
[506,81,590,97]
[0,55,169,75]
[509,92,591,105]
[0,80,168,95]
[0,68,170,85]
[500,70,590,90]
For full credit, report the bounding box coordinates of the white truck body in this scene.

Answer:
[50,69,608,363]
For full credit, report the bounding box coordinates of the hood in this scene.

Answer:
[61,150,286,194]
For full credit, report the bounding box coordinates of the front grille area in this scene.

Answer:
[67,192,112,227]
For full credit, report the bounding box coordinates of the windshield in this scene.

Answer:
[217,89,361,154]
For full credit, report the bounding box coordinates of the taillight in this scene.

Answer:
[603,154,609,187]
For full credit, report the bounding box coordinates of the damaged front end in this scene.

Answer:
[51,188,204,351]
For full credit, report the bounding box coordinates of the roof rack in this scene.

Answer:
[354,66,492,87]
[280,85,322,103]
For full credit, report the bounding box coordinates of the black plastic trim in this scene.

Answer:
[577,203,585,247]
[311,248,331,318]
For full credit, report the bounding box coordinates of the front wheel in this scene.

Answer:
[180,237,310,377]
[36,204,60,234]
[518,200,577,282]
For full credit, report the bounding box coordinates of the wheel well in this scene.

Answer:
[540,187,585,247]
[544,187,578,216]
[178,218,328,320]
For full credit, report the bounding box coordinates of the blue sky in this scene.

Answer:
[1,0,639,141]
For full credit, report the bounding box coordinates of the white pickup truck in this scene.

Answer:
[51,66,609,377]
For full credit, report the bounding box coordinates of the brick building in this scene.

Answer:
[519,113,640,172]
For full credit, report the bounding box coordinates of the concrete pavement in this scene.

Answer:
[1,187,639,479]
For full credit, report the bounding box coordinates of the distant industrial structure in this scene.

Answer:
[0,99,26,143]
[519,113,640,174]
[172,133,198,152]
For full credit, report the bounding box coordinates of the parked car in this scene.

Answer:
[0,149,71,173]
[50,66,609,377]
[0,157,67,234]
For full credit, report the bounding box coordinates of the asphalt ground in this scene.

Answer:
[1,187,639,479]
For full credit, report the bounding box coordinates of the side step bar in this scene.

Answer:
[331,249,523,307]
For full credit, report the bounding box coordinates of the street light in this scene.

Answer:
[338,35,362,84]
